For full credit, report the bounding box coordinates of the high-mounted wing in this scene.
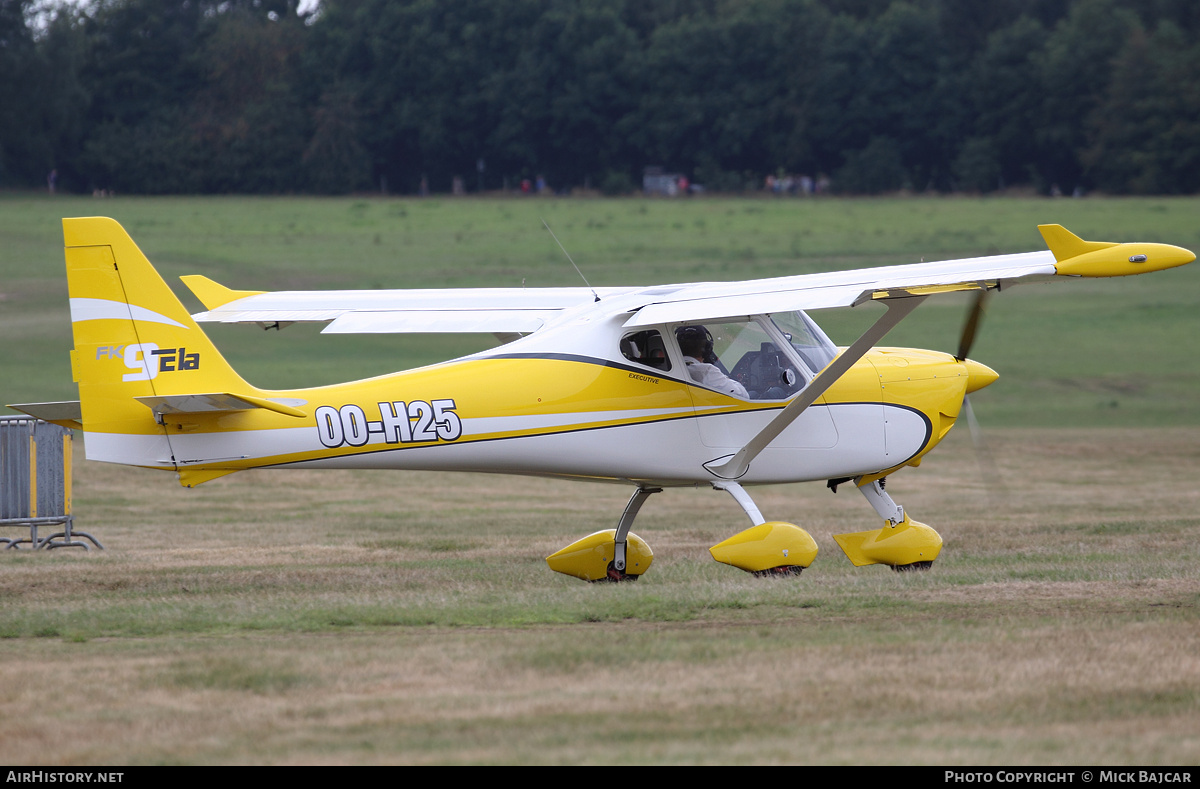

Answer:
[625,224,1195,327]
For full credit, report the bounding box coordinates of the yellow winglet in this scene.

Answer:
[1040,224,1196,278]
[1038,224,1117,262]
[180,275,264,310]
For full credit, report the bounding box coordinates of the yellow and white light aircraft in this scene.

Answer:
[11,218,1195,580]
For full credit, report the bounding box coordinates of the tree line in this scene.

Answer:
[2,0,1198,196]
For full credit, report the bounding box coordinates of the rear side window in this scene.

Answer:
[620,330,672,371]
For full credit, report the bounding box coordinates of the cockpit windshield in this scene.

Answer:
[768,311,838,374]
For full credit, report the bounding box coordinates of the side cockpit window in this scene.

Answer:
[621,330,672,371]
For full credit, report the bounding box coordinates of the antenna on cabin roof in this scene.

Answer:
[542,218,600,302]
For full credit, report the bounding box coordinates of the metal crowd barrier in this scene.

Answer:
[1,415,102,550]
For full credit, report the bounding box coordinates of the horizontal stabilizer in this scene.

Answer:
[6,401,83,429]
[134,393,307,419]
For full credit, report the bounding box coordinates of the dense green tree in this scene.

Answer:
[9,0,1198,195]
[34,7,92,192]
[76,0,210,191]
[811,3,950,189]
[963,15,1047,189]
[835,136,907,193]
[191,8,310,192]
[628,0,830,179]
[1035,0,1141,191]
[0,0,49,186]
[514,2,640,187]
[303,84,371,193]
[1083,22,1200,193]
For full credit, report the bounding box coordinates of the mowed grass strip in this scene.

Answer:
[3,621,1195,765]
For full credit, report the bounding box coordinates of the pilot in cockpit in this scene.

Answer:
[676,325,748,399]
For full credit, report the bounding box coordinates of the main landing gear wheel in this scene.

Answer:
[598,562,641,583]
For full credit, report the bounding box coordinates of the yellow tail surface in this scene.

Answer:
[64,217,256,469]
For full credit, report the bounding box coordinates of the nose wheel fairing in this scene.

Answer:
[832,479,942,569]
[833,513,942,569]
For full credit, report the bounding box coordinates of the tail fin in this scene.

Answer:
[64,217,255,469]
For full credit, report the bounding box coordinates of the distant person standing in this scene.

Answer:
[47,169,58,194]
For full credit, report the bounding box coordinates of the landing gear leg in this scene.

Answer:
[609,487,662,581]
[832,478,942,569]
[858,478,905,524]
[708,481,818,576]
[712,481,765,526]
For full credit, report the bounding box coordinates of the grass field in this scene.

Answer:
[1,194,1198,764]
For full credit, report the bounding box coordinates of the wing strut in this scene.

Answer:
[704,295,928,480]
